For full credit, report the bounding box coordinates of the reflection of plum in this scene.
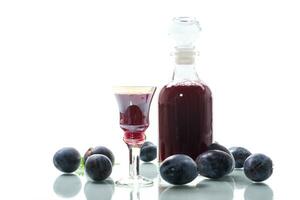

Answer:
[53,174,82,198]
[84,178,115,200]
[84,146,115,165]
[244,183,273,200]
[231,169,252,189]
[159,186,202,200]
[195,179,234,200]
[215,175,236,191]
[122,105,144,125]
[160,178,234,200]
[140,163,158,179]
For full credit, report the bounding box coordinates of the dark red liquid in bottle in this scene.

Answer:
[159,83,212,161]
[115,93,154,145]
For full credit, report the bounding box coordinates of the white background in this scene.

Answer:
[0,0,300,199]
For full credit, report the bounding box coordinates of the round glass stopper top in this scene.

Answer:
[169,16,201,49]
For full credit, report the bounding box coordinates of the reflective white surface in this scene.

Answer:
[1,1,300,199]
[49,164,276,200]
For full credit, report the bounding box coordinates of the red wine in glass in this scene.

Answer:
[115,93,154,146]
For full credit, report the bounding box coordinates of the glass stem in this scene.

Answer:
[128,145,141,179]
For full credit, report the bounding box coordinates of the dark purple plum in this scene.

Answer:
[160,154,198,185]
[84,146,115,165]
[208,143,235,172]
[85,154,112,181]
[208,143,231,155]
[196,150,233,179]
[229,147,252,168]
[140,141,157,162]
[53,147,81,173]
[244,153,273,182]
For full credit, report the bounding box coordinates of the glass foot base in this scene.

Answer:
[116,176,153,187]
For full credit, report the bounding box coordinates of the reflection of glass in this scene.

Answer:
[53,174,82,198]
[113,86,156,187]
[130,186,140,200]
[244,183,273,200]
[84,179,115,200]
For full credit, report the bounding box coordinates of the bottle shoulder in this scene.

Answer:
[162,79,211,91]
[159,80,212,102]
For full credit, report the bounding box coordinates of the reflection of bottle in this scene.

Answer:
[159,17,213,161]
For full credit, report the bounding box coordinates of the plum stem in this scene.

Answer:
[75,157,85,176]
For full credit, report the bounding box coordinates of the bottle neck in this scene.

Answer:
[172,49,200,82]
[172,64,200,82]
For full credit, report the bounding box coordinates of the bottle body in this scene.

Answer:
[158,78,212,161]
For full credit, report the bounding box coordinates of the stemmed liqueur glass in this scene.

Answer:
[113,86,156,187]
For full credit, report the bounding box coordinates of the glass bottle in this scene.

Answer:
[158,17,213,161]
